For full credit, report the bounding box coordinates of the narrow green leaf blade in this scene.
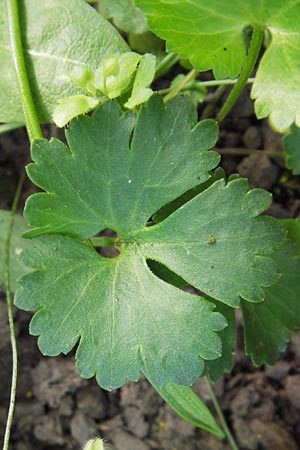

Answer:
[147,376,225,438]
[282,125,300,175]
[0,0,128,123]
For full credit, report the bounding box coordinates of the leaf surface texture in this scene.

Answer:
[15,96,284,389]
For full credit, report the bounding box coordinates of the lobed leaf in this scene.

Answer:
[136,0,300,131]
[0,0,128,123]
[242,231,300,365]
[137,178,283,307]
[15,96,284,389]
[16,235,226,390]
[24,95,219,238]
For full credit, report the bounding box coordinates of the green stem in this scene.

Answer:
[217,26,264,124]
[164,68,198,102]
[2,172,25,450]
[6,0,43,142]
[205,377,239,450]
[158,77,255,95]
[201,85,227,120]
[155,52,180,79]
[3,2,44,449]
[0,123,24,134]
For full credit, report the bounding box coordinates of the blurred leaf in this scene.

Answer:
[282,124,300,175]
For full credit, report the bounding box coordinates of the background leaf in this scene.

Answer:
[136,0,300,131]
[204,299,236,382]
[282,125,300,175]
[0,0,128,123]
[242,221,300,365]
[0,210,32,292]
[98,0,148,34]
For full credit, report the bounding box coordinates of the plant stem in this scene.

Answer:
[201,85,227,120]
[158,77,254,95]
[3,2,44,449]
[2,171,25,450]
[164,68,198,102]
[155,52,180,80]
[217,26,264,124]
[0,123,24,134]
[6,0,43,142]
[205,377,239,450]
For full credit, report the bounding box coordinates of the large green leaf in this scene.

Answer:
[242,221,300,365]
[0,0,128,123]
[136,0,300,131]
[23,95,219,238]
[0,210,32,292]
[15,95,283,390]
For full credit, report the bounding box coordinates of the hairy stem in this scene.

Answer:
[6,0,43,141]
[2,172,25,450]
[205,377,239,450]
[217,26,264,124]
[3,1,44,449]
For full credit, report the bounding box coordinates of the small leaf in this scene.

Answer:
[242,222,300,365]
[0,210,32,292]
[124,54,156,108]
[94,52,141,98]
[282,125,300,175]
[52,95,99,128]
[0,0,128,123]
[98,0,148,35]
[147,376,225,438]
